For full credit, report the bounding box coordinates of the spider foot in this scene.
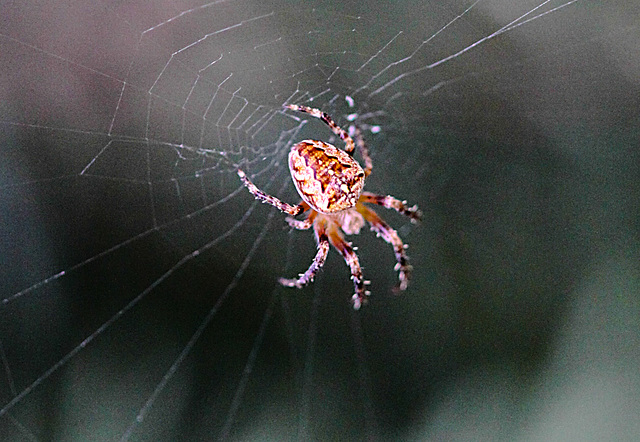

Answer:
[350,275,370,310]
[351,291,370,310]
[408,204,423,223]
[392,263,413,293]
[278,276,306,288]
[399,200,423,223]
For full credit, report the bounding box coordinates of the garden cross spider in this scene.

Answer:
[237,104,421,309]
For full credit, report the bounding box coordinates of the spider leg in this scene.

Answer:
[351,125,373,177]
[327,224,369,310]
[357,203,412,292]
[359,191,422,222]
[279,219,329,288]
[286,206,316,230]
[284,104,356,155]
[237,169,305,216]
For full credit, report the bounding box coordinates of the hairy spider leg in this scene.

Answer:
[327,223,368,310]
[286,204,316,230]
[237,169,306,216]
[285,104,374,179]
[351,125,373,177]
[359,191,422,222]
[279,218,329,288]
[284,104,355,155]
[357,204,412,292]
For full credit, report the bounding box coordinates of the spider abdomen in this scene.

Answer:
[289,140,365,214]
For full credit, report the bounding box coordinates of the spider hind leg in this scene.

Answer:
[357,203,412,292]
[327,224,369,310]
[279,219,329,288]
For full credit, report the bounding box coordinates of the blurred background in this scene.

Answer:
[1,0,638,440]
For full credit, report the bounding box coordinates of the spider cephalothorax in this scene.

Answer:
[238,104,421,309]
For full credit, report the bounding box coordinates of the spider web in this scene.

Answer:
[1,0,639,440]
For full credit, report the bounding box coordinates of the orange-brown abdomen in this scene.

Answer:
[288,140,365,213]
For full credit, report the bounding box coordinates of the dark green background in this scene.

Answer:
[1,1,638,440]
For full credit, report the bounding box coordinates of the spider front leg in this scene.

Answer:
[284,104,355,155]
[279,219,329,288]
[360,191,422,222]
[327,224,369,310]
[285,104,373,175]
[357,204,412,292]
[351,124,373,177]
[237,169,305,216]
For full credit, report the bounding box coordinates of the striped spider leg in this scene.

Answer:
[279,215,329,289]
[281,208,369,309]
[237,169,305,216]
[285,104,373,177]
[326,221,368,309]
[359,191,423,223]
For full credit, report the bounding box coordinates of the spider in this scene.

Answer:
[237,104,421,309]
